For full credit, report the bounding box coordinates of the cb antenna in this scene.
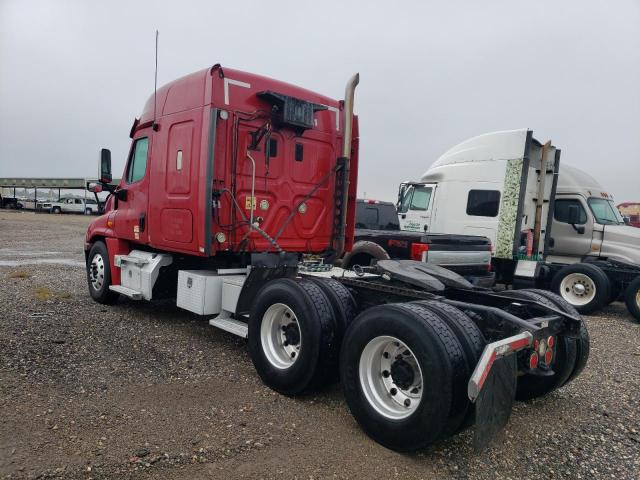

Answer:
[153,30,159,131]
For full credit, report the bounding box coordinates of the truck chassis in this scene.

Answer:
[86,246,588,452]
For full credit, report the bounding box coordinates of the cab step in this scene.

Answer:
[109,285,143,300]
[209,313,248,338]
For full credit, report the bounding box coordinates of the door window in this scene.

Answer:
[466,190,500,217]
[409,186,432,211]
[554,199,587,224]
[127,137,149,184]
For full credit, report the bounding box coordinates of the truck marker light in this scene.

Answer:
[410,243,429,261]
[215,232,226,243]
[547,336,554,348]
[529,352,539,369]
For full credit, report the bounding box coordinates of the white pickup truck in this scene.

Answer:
[42,197,99,215]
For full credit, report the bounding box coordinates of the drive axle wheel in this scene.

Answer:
[623,277,640,323]
[260,303,302,368]
[249,278,338,395]
[340,303,466,452]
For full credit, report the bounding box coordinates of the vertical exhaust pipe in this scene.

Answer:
[334,73,360,259]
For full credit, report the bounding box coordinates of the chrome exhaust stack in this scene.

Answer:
[334,73,360,260]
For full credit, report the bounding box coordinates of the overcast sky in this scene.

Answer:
[1,0,639,202]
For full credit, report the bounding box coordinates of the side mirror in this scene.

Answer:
[87,182,103,193]
[100,148,112,184]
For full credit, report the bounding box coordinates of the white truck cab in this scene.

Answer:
[549,164,640,265]
[397,129,558,262]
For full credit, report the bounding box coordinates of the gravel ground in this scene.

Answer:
[0,211,639,479]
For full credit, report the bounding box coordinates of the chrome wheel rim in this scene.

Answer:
[359,336,423,420]
[89,253,105,291]
[260,303,301,369]
[559,273,596,306]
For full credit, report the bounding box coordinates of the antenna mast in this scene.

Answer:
[153,30,159,131]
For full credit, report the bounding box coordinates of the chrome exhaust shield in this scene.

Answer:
[334,73,360,259]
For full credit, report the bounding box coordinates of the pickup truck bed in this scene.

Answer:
[341,199,494,286]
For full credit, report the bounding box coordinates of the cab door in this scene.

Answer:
[549,196,593,257]
[398,183,436,232]
[113,136,151,244]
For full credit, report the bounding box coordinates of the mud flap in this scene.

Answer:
[473,354,517,451]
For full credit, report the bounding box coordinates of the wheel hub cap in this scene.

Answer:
[359,336,423,420]
[390,359,415,390]
[260,303,302,369]
[559,273,596,306]
[89,253,105,291]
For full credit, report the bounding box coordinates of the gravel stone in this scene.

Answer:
[0,211,639,479]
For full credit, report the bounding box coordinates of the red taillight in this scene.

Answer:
[547,336,554,348]
[529,352,539,369]
[533,339,540,351]
[410,242,429,261]
[544,349,553,365]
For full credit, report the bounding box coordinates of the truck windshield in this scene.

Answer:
[398,185,432,213]
[588,198,624,225]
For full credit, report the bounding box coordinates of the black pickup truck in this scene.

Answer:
[340,199,495,286]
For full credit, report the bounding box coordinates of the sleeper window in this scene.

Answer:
[466,190,500,217]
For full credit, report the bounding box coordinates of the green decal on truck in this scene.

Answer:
[495,158,524,259]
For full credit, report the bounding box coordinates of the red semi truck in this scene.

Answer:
[85,65,589,451]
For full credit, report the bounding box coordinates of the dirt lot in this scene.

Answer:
[0,211,638,479]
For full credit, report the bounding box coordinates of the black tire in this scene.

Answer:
[500,289,577,401]
[85,208,92,215]
[550,263,610,314]
[624,276,640,323]
[52,206,61,214]
[248,278,338,395]
[522,289,590,386]
[86,241,119,304]
[341,241,390,269]
[340,303,466,452]
[306,277,357,340]
[411,300,485,434]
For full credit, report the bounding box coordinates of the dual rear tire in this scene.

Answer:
[248,280,485,452]
[248,277,356,395]
[340,302,484,451]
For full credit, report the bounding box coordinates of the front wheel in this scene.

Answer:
[550,263,610,314]
[86,241,119,304]
[624,277,640,323]
[51,206,62,214]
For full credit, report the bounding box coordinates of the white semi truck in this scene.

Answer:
[397,129,640,320]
